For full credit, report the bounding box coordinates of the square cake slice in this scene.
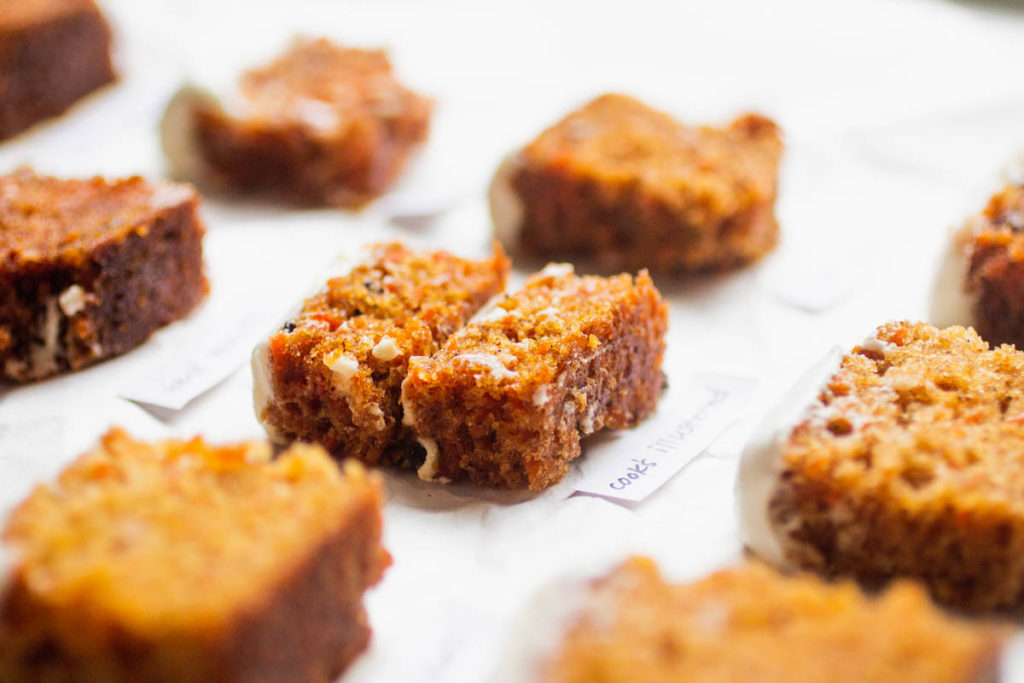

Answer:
[0,0,115,140]
[161,37,433,208]
[0,429,389,682]
[740,321,1024,614]
[400,263,668,489]
[538,558,1005,683]
[930,182,1024,347]
[0,169,208,382]
[489,93,782,272]
[253,242,509,466]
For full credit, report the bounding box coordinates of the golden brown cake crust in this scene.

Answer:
[0,429,390,682]
[0,169,208,382]
[400,265,668,489]
[499,94,782,272]
[544,558,1006,683]
[771,321,1024,614]
[959,184,1024,346]
[258,242,509,466]
[184,38,433,208]
[0,0,115,140]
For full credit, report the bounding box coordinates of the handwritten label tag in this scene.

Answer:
[573,373,757,502]
[120,306,277,411]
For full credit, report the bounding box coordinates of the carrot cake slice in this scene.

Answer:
[490,93,782,272]
[0,169,207,382]
[0,428,389,683]
[739,321,1024,614]
[0,0,115,140]
[537,558,1005,683]
[931,182,1024,347]
[253,242,509,466]
[400,263,668,489]
[161,37,433,208]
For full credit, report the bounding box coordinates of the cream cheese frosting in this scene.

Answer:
[927,223,976,330]
[735,348,844,567]
[159,83,222,185]
[489,153,526,249]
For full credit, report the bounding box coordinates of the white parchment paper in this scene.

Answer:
[2,0,1024,680]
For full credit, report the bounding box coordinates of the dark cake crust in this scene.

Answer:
[0,169,208,382]
[0,0,115,141]
[400,265,668,489]
[492,94,782,272]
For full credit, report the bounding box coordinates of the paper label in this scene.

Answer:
[120,306,276,411]
[573,373,757,502]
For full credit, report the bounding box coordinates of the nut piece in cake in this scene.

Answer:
[0,428,390,682]
[0,0,115,141]
[538,558,1005,683]
[739,321,1024,614]
[489,93,782,272]
[930,183,1024,347]
[161,37,433,208]
[254,242,509,466]
[0,169,208,382]
[400,263,668,489]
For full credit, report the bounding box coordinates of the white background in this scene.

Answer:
[3,0,1024,679]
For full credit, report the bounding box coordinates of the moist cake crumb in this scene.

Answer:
[542,558,1006,682]
[0,428,389,682]
[400,263,668,489]
[490,94,782,273]
[161,37,432,208]
[254,242,509,467]
[743,321,1024,614]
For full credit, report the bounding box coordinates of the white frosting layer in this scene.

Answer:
[489,153,526,248]
[251,340,286,444]
[416,437,449,483]
[250,247,375,444]
[159,83,222,184]
[927,224,976,329]
[735,347,844,567]
[1004,152,1024,186]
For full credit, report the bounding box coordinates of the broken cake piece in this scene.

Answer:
[0,429,390,682]
[161,37,433,208]
[253,242,509,466]
[0,169,207,382]
[400,263,668,489]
